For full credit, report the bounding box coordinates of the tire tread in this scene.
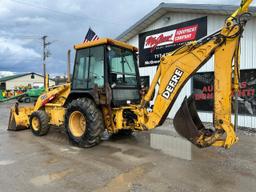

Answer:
[65,98,104,148]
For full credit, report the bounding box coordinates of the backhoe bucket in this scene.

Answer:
[8,103,33,131]
[173,96,214,148]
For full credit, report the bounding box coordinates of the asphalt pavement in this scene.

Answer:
[0,101,255,192]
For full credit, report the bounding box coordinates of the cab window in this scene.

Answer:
[73,46,104,89]
[108,46,137,87]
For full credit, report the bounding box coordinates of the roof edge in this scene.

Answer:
[0,72,55,82]
[117,3,256,41]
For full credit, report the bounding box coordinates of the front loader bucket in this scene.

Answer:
[7,103,32,131]
[173,96,215,148]
[8,109,17,131]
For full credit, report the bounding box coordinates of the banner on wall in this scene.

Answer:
[138,17,207,67]
[192,70,256,116]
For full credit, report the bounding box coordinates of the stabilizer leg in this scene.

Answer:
[212,123,238,148]
[173,95,238,148]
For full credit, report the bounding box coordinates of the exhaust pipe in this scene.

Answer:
[67,49,71,83]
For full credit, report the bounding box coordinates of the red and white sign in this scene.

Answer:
[144,31,175,49]
[144,24,198,51]
[139,17,207,67]
[174,24,198,43]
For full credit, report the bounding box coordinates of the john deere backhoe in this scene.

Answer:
[8,0,253,148]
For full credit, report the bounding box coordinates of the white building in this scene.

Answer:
[0,72,55,90]
[117,3,256,128]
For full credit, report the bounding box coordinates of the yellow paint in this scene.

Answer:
[45,106,66,126]
[45,73,49,92]
[31,116,40,131]
[74,38,138,52]
[142,39,224,129]
[34,83,71,111]
[10,106,34,128]
[134,0,253,148]
[68,111,86,137]
[10,83,71,129]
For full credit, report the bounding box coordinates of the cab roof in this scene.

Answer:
[74,38,138,52]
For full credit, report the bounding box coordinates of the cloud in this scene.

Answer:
[0,37,41,70]
[0,0,254,74]
[15,16,48,24]
[0,71,16,78]
[0,0,11,17]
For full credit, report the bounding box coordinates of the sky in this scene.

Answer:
[0,0,254,76]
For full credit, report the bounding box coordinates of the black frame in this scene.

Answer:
[71,43,141,105]
[72,45,105,90]
[72,44,141,91]
[106,44,141,90]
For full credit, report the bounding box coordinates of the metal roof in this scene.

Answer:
[117,3,256,42]
[0,72,54,83]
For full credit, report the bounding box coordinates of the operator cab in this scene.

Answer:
[72,38,141,107]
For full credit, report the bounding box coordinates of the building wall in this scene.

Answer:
[6,74,55,90]
[125,12,256,128]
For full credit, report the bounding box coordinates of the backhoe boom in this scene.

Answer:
[140,0,253,148]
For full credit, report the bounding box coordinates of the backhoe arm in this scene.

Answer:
[140,0,253,148]
[142,35,224,128]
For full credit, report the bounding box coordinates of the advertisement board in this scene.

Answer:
[139,17,207,67]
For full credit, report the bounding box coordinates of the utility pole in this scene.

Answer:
[42,35,51,88]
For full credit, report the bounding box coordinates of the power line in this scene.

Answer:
[11,0,78,18]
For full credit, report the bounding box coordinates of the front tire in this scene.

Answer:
[30,110,50,136]
[65,98,104,148]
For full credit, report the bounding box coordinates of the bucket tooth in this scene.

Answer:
[173,96,215,148]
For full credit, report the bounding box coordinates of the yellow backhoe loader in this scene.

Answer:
[8,0,253,148]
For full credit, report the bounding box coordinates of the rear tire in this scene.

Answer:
[65,98,104,148]
[30,110,50,136]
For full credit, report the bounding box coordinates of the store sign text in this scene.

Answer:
[144,24,198,52]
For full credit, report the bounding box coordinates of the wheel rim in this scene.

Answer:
[32,117,40,131]
[69,111,86,137]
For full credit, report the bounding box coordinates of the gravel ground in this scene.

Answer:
[0,101,255,192]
